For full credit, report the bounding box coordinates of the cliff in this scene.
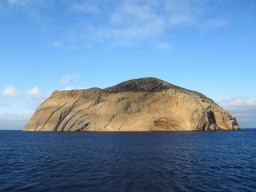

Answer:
[23,78,239,131]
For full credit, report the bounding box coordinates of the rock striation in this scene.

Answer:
[23,78,239,132]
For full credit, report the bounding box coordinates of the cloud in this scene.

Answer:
[4,0,229,48]
[51,40,64,48]
[75,0,166,46]
[71,1,101,15]
[63,86,85,90]
[110,1,165,43]
[27,86,50,102]
[0,112,31,121]
[0,85,21,97]
[219,97,256,128]
[199,19,229,31]
[64,86,73,90]
[7,0,51,8]
[26,86,50,110]
[164,0,202,26]
[58,73,79,85]
[7,0,32,7]
[6,0,53,18]
[156,42,172,50]
[0,102,9,107]
[27,86,44,99]
[51,40,78,49]
[0,112,32,130]
[220,97,256,108]
[66,0,227,47]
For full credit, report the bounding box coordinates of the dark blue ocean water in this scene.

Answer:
[0,129,255,192]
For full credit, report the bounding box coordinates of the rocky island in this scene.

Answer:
[23,78,239,131]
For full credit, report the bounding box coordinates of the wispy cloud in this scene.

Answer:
[219,97,256,128]
[66,0,228,47]
[0,112,32,130]
[7,0,32,7]
[79,0,199,47]
[220,97,256,108]
[63,86,85,90]
[7,0,51,9]
[0,112,31,121]
[63,86,73,90]
[51,40,64,48]
[27,86,48,100]
[71,1,102,15]
[51,40,78,49]
[0,102,9,107]
[165,0,203,26]
[26,86,50,110]
[199,19,229,31]
[104,1,165,46]
[156,42,172,50]
[58,73,79,85]
[3,0,230,48]
[0,85,20,97]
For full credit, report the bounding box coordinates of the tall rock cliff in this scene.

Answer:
[23,78,239,131]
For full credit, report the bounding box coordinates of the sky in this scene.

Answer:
[0,0,255,129]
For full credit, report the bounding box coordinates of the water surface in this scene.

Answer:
[0,129,255,191]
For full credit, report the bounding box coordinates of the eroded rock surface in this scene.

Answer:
[23,78,239,131]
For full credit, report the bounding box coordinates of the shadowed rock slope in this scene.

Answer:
[23,78,239,131]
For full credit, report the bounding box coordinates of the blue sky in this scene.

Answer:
[0,0,255,129]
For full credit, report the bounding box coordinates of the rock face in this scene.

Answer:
[23,78,239,132]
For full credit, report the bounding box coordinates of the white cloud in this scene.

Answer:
[7,0,51,8]
[63,86,85,90]
[71,1,101,15]
[58,73,79,85]
[113,2,164,40]
[200,19,228,31]
[64,86,73,90]
[109,0,201,28]
[78,0,166,46]
[8,0,31,7]
[110,1,160,26]
[0,102,9,107]
[27,86,50,100]
[0,112,32,130]
[27,86,43,99]
[218,97,256,128]
[67,0,227,47]
[0,85,20,97]
[156,42,172,50]
[26,86,50,110]
[219,97,256,109]
[44,1,191,47]
[4,0,230,48]
[6,0,53,17]
[165,0,202,26]
[51,40,64,48]
[51,40,78,49]
[0,112,31,121]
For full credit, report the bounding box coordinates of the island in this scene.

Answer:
[23,77,239,131]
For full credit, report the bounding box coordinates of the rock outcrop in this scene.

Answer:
[23,78,239,131]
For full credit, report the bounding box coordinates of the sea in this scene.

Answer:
[0,129,255,192]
